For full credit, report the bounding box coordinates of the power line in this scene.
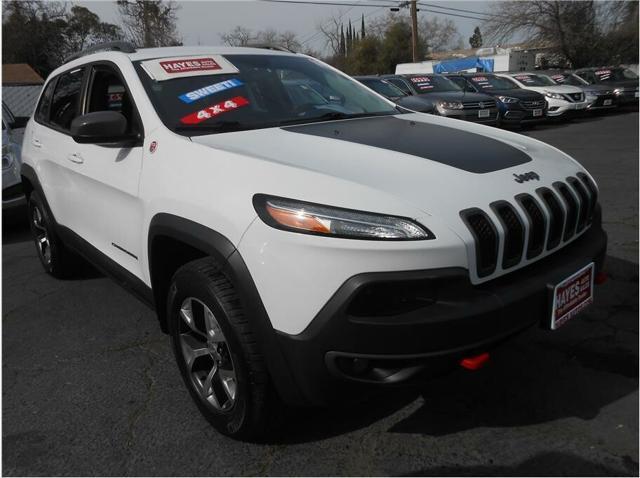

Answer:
[417,2,493,18]
[260,0,400,8]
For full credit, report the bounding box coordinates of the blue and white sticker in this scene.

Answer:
[179,78,244,104]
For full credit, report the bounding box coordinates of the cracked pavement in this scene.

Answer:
[2,110,638,476]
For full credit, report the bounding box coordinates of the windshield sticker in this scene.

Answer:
[551,74,566,82]
[141,55,239,81]
[178,78,244,104]
[595,69,611,76]
[180,96,249,125]
[514,75,532,81]
[410,77,433,90]
[472,76,488,82]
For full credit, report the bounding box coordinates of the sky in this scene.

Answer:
[77,0,494,55]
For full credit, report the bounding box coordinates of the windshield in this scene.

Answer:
[547,73,588,86]
[592,68,639,83]
[511,74,555,87]
[468,75,519,90]
[359,78,407,98]
[406,75,461,93]
[135,54,397,135]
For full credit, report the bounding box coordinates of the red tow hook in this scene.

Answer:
[460,352,490,371]
[594,271,608,285]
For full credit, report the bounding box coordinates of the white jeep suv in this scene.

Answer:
[21,43,607,439]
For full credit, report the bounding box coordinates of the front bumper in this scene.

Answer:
[500,108,548,125]
[276,221,607,406]
[546,99,590,117]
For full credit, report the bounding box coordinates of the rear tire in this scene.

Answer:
[167,257,280,440]
[27,190,80,278]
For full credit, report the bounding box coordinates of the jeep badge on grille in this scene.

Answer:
[513,171,540,183]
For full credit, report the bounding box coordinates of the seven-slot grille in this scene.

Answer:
[461,174,598,278]
[521,99,545,110]
[462,100,497,110]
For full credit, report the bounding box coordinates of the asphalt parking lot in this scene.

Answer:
[3,110,638,476]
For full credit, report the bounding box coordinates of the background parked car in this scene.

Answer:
[380,74,499,125]
[354,76,435,113]
[536,70,617,111]
[496,72,589,119]
[445,73,547,128]
[2,102,27,211]
[573,66,639,107]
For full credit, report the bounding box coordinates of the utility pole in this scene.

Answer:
[410,0,418,62]
[390,1,420,62]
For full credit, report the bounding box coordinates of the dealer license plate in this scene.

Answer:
[478,109,490,118]
[550,263,594,330]
[533,109,543,117]
[603,99,613,106]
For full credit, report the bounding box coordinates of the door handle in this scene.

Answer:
[32,138,42,148]
[67,153,84,164]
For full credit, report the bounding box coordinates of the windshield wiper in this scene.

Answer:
[278,111,394,127]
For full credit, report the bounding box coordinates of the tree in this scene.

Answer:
[220,26,253,46]
[378,21,423,73]
[469,26,483,48]
[2,1,121,77]
[116,0,181,48]
[483,0,638,67]
[419,16,461,53]
[361,14,366,39]
[339,24,346,56]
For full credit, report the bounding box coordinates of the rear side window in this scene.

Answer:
[50,67,84,131]
[35,79,57,124]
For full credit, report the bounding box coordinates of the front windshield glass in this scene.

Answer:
[468,75,519,90]
[547,73,588,86]
[593,68,639,83]
[135,54,398,135]
[406,75,461,93]
[360,78,407,98]
[511,74,555,87]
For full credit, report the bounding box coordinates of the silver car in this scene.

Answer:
[2,102,27,210]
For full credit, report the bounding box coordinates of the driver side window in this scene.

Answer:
[86,65,141,135]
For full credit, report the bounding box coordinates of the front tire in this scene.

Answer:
[27,191,79,278]
[167,257,279,440]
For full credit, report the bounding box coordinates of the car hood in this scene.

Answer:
[414,91,495,102]
[479,89,545,100]
[518,84,583,94]
[394,95,433,111]
[190,113,585,222]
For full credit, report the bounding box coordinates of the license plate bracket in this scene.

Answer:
[478,109,490,118]
[549,263,595,330]
[533,109,542,117]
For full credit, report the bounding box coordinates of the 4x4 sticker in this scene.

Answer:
[180,96,249,124]
[178,78,244,104]
[140,55,239,81]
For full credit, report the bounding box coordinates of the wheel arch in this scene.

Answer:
[147,213,306,405]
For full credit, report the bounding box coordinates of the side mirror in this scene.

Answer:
[11,116,29,129]
[70,111,135,145]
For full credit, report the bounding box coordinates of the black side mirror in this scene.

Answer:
[70,111,135,145]
[11,116,29,129]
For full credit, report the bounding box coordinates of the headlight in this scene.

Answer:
[253,195,434,240]
[544,91,565,100]
[497,96,519,104]
[614,88,623,95]
[439,101,464,110]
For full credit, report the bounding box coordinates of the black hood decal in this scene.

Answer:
[283,116,531,174]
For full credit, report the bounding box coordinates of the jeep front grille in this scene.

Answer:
[461,175,597,279]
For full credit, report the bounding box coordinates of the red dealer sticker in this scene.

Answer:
[180,96,249,125]
[160,57,222,74]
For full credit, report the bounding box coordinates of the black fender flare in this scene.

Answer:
[147,213,306,405]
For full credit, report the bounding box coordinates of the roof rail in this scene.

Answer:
[244,43,296,53]
[64,41,137,64]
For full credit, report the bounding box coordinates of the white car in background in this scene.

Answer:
[496,72,589,118]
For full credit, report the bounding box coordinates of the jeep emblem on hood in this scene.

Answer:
[513,171,540,183]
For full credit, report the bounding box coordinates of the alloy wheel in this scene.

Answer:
[31,205,51,266]
[178,297,237,411]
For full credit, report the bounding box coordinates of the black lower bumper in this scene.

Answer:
[276,223,607,406]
